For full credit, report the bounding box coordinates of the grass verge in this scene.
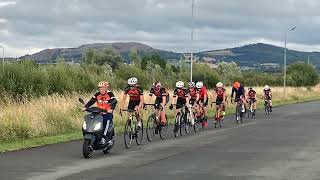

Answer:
[1,95,319,153]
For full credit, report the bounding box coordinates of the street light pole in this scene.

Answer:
[283,32,287,95]
[283,27,296,96]
[0,46,4,72]
[190,0,195,82]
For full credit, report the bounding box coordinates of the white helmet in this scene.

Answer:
[264,85,270,90]
[188,81,195,87]
[196,81,203,89]
[128,77,138,86]
[216,82,223,88]
[176,81,184,88]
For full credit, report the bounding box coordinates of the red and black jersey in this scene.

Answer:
[215,87,225,98]
[85,91,117,110]
[248,90,256,98]
[173,88,189,99]
[264,89,271,96]
[199,86,208,100]
[124,85,143,101]
[149,87,167,98]
[189,88,198,99]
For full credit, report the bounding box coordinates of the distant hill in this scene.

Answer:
[19,42,320,70]
[19,42,182,63]
[198,43,320,67]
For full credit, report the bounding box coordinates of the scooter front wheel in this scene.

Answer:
[83,139,93,158]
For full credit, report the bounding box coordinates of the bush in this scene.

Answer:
[287,62,319,87]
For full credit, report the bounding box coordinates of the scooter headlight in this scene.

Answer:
[93,122,102,131]
[82,121,87,130]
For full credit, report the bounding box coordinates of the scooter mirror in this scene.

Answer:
[79,98,85,104]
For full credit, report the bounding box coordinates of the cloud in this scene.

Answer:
[0,1,16,8]
[0,0,320,57]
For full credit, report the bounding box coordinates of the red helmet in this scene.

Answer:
[233,81,240,89]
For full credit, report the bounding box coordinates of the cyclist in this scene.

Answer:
[82,81,117,145]
[231,81,246,112]
[263,85,272,112]
[120,77,144,132]
[214,82,227,121]
[188,81,199,125]
[247,87,257,116]
[170,81,189,133]
[196,81,208,127]
[148,80,169,133]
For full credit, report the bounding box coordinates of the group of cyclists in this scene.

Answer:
[82,78,273,145]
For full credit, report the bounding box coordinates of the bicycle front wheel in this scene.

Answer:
[146,115,156,142]
[135,120,143,145]
[124,119,133,149]
[159,115,169,140]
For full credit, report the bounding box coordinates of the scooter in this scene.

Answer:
[79,98,115,158]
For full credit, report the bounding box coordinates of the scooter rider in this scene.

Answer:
[82,81,117,145]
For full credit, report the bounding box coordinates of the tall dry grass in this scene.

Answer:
[0,86,319,143]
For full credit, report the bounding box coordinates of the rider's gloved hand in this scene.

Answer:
[82,107,87,112]
[169,104,174,110]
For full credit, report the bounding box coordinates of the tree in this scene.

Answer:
[217,61,240,85]
[287,62,319,87]
[129,48,141,68]
[83,49,95,65]
[141,53,167,70]
[94,48,124,70]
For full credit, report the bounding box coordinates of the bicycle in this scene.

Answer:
[264,99,271,115]
[233,98,245,124]
[121,109,143,149]
[194,103,207,131]
[144,104,168,141]
[247,99,256,118]
[211,102,224,128]
[171,104,191,137]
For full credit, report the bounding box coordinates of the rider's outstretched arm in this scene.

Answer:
[120,93,127,110]
[85,93,98,108]
[231,88,235,101]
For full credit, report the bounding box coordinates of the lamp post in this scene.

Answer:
[0,45,4,72]
[283,26,296,95]
[190,0,195,82]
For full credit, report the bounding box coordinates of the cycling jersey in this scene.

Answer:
[124,85,143,101]
[85,91,117,110]
[149,87,167,97]
[173,88,189,99]
[198,86,208,100]
[189,87,198,100]
[150,87,169,109]
[264,89,271,96]
[248,90,256,99]
[264,89,272,100]
[231,85,245,99]
[215,87,225,98]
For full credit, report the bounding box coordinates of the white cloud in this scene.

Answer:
[0,1,16,8]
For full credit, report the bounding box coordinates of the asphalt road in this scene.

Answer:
[1,101,320,180]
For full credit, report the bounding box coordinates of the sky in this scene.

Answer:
[1,0,320,57]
